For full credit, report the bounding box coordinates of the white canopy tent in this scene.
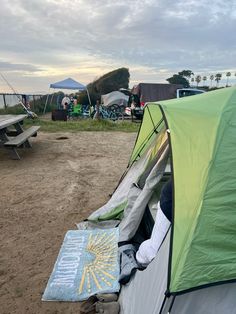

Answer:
[101,91,129,107]
[43,78,91,114]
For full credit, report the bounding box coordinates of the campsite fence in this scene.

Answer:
[0,93,55,114]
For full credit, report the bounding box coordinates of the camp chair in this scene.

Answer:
[72,103,82,117]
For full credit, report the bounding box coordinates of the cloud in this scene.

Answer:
[0,0,235,92]
[0,60,41,72]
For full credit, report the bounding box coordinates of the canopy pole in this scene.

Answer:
[43,87,51,114]
[86,88,92,113]
[49,92,54,108]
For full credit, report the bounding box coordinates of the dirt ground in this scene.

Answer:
[0,131,136,314]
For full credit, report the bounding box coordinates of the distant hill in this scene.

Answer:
[79,67,130,105]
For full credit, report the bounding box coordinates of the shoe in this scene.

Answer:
[80,295,98,314]
[119,245,139,285]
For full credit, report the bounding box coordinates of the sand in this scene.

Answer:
[0,131,136,314]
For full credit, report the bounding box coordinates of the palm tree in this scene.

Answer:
[226,72,231,87]
[210,75,214,88]
[203,76,207,86]
[191,77,195,87]
[215,73,222,87]
[195,75,201,87]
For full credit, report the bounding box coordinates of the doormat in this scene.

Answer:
[42,228,120,301]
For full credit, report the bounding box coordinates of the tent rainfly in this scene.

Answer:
[43,78,91,113]
[84,86,236,313]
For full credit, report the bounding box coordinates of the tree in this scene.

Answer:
[78,67,130,105]
[210,75,214,87]
[195,75,201,87]
[178,70,194,79]
[178,70,194,86]
[226,72,231,86]
[215,73,222,87]
[191,77,195,87]
[203,76,207,86]
[166,70,195,87]
[166,74,189,87]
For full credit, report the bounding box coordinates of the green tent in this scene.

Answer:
[87,87,236,313]
[131,86,236,292]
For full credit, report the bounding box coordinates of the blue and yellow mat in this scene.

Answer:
[42,228,120,301]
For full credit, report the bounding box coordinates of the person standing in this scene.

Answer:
[61,95,70,110]
[136,179,173,267]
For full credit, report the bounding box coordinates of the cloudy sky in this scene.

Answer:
[0,0,235,93]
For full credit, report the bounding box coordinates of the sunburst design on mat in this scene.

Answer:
[78,231,118,294]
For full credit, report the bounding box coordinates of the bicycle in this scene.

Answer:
[92,105,120,121]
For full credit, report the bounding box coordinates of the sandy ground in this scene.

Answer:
[0,131,136,314]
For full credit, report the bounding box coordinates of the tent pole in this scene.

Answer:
[86,88,92,114]
[159,295,167,314]
[167,295,176,313]
[43,88,51,114]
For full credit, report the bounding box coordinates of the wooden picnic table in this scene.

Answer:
[0,114,40,159]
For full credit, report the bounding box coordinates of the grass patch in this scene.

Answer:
[24,118,140,133]
[0,106,25,115]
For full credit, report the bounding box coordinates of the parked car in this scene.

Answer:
[176,88,205,98]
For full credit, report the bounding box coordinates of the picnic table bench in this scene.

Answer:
[0,114,40,159]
